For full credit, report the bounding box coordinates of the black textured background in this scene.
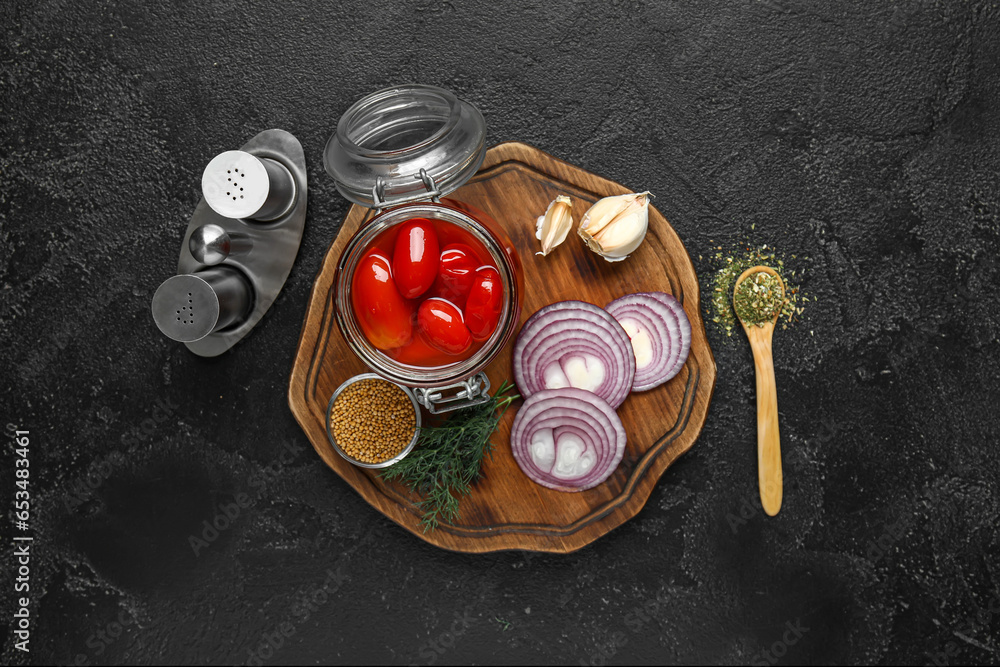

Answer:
[2,0,999,665]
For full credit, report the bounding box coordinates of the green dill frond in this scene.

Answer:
[380,381,518,531]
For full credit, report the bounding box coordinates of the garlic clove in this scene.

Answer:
[578,191,651,262]
[535,195,573,256]
[578,195,626,237]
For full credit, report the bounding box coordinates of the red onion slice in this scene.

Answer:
[606,292,692,391]
[513,301,635,409]
[648,292,691,382]
[510,388,627,492]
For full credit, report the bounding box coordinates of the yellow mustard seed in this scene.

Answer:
[331,378,416,464]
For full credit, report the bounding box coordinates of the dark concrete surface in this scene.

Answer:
[2,0,999,664]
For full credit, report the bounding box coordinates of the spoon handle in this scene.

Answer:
[748,328,782,516]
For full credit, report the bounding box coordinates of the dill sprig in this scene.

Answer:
[380,381,518,531]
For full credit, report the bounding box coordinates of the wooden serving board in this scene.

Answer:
[288,142,716,553]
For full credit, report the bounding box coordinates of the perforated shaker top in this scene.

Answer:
[151,274,221,342]
[201,151,272,219]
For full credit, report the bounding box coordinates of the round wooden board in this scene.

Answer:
[288,142,716,553]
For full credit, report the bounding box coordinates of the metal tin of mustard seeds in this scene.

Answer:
[325,373,422,469]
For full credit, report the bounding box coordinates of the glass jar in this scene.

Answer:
[325,85,523,412]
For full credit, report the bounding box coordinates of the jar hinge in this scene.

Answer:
[414,372,492,414]
[372,168,442,213]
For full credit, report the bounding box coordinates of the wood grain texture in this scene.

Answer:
[288,142,717,553]
[747,325,782,516]
[735,266,784,516]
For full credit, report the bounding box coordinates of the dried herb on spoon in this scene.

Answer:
[734,270,786,326]
[380,381,518,531]
[706,242,808,338]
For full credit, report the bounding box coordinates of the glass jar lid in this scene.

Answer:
[323,84,487,209]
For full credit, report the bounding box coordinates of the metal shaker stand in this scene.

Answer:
[153,129,307,357]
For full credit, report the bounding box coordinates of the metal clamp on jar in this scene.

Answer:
[324,85,523,413]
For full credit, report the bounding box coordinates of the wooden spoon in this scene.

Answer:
[734,265,785,516]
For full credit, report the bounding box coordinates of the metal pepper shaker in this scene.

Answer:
[151,266,252,342]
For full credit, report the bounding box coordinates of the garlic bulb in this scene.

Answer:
[535,195,573,256]
[577,191,652,262]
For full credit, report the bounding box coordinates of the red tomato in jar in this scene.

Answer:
[352,249,413,350]
[392,219,439,299]
[464,267,503,341]
[417,298,472,355]
[435,244,478,305]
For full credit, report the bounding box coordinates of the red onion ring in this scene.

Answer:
[647,292,691,382]
[513,301,635,408]
[606,292,691,390]
[510,388,627,492]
